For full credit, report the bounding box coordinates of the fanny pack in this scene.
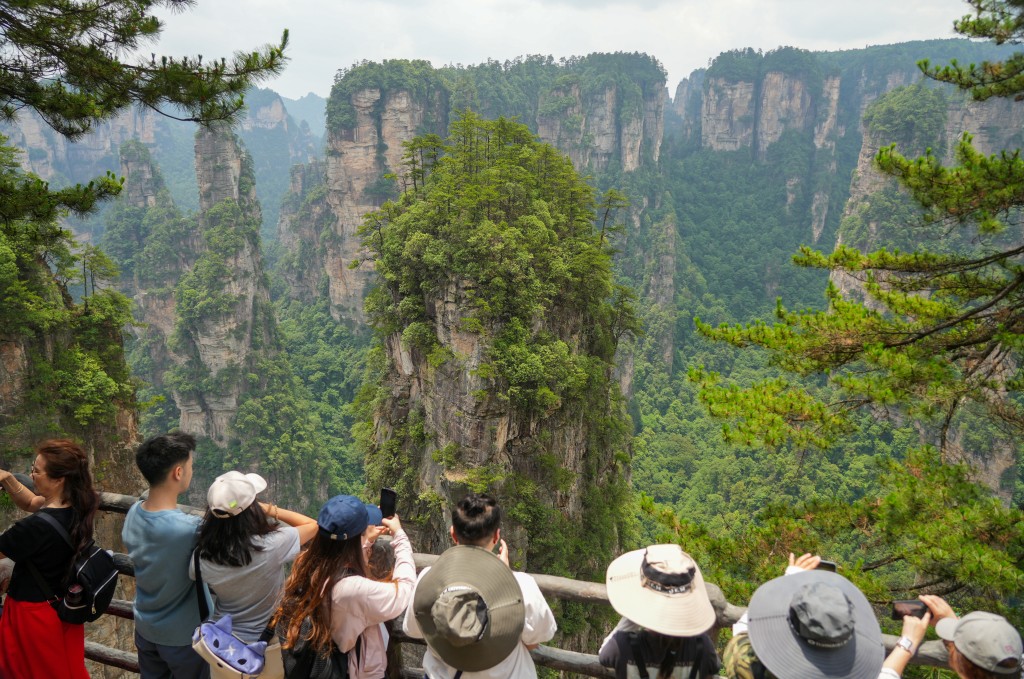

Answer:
[191,549,277,678]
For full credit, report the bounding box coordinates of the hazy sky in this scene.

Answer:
[155,0,969,100]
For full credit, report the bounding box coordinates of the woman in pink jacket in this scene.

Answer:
[278,495,415,679]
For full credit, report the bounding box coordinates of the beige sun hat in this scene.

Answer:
[605,544,716,637]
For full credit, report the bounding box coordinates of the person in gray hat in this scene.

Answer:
[919,595,1022,679]
[403,493,557,679]
[723,554,932,679]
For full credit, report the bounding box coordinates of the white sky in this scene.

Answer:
[155,0,968,100]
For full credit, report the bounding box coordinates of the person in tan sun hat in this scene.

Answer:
[598,544,721,679]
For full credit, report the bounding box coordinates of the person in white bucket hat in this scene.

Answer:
[598,544,721,679]
[189,471,319,679]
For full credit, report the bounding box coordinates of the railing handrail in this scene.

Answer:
[88,490,950,674]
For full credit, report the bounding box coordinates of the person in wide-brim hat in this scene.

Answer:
[599,544,721,679]
[605,544,717,636]
[413,544,526,672]
[747,570,884,679]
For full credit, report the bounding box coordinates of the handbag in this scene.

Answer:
[191,550,278,678]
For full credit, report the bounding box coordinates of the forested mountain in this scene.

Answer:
[2,36,1021,631]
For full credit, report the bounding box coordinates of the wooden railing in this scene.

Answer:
[38,490,946,675]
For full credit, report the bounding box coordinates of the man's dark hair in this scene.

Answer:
[452,493,501,544]
[135,432,196,486]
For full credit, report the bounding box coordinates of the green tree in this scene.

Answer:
[695,1,1024,454]
[0,1,286,446]
[684,0,1024,623]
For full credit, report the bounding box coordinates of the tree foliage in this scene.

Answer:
[0,0,288,139]
[696,2,1024,455]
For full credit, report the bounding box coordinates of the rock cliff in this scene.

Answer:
[172,126,274,446]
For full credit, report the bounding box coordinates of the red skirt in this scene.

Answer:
[0,596,89,679]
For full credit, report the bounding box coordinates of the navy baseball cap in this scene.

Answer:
[365,503,383,526]
[318,495,369,540]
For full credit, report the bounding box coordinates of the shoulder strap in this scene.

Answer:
[193,549,210,621]
[35,510,74,550]
[28,511,73,602]
[628,632,650,679]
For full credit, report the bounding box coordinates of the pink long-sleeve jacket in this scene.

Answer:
[329,529,415,679]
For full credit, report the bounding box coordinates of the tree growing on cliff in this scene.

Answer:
[354,111,639,579]
[0,1,286,443]
[683,0,1024,620]
[694,0,1024,455]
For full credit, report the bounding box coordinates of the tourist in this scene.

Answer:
[0,439,98,679]
[404,493,557,679]
[277,494,414,679]
[920,595,1022,679]
[723,554,932,679]
[599,544,721,678]
[190,471,318,678]
[122,432,211,679]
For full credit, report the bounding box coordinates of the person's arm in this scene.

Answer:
[0,470,44,513]
[261,502,318,545]
[879,612,930,678]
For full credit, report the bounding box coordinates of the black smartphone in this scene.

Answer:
[379,487,397,520]
[815,560,838,572]
[891,600,927,620]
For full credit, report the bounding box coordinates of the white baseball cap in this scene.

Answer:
[207,471,268,517]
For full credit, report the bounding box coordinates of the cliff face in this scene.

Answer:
[1,107,157,184]
[701,78,757,152]
[314,88,447,323]
[172,127,274,445]
[375,280,611,560]
[280,57,667,324]
[537,81,663,172]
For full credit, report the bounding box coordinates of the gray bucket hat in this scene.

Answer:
[747,570,884,679]
[413,545,525,672]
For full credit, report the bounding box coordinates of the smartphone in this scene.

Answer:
[815,560,838,572]
[379,487,397,520]
[891,600,927,620]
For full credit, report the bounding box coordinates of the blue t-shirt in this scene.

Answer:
[122,501,211,646]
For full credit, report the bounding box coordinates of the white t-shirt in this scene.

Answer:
[403,568,557,679]
[189,525,301,641]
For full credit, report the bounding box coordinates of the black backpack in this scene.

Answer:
[277,571,356,679]
[26,511,118,624]
[279,615,351,679]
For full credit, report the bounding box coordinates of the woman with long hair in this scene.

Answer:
[189,471,318,679]
[0,439,98,679]
[279,494,415,679]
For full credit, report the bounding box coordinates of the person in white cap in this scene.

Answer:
[919,595,1022,679]
[599,544,721,679]
[189,471,318,679]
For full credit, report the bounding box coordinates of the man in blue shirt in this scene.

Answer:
[122,432,211,679]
